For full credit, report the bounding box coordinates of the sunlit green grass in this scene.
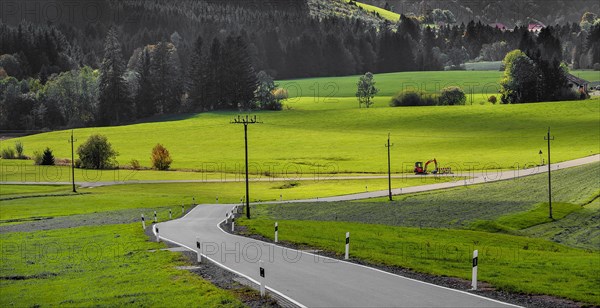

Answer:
[280,70,599,98]
[524,198,600,249]
[343,0,400,21]
[0,223,243,307]
[0,184,70,197]
[0,160,413,183]
[238,219,600,304]
[247,162,599,248]
[0,176,452,223]
[5,99,598,173]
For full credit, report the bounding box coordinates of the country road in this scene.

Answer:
[154,154,599,307]
[157,205,516,308]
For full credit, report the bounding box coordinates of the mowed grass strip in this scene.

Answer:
[7,99,599,172]
[238,219,600,305]
[0,223,243,307]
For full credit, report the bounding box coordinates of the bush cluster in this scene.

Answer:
[438,86,466,105]
[389,91,437,107]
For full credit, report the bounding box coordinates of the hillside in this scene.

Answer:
[4,97,598,174]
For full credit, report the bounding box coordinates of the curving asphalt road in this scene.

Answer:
[157,204,516,308]
[155,155,599,307]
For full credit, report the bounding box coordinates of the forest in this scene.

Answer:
[1,0,599,130]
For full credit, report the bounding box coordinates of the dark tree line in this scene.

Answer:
[1,1,598,80]
[1,0,599,130]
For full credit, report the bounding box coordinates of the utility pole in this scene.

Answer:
[544,127,554,219]
[385,133,393,201]
[231,115,261,219]
[68,130,77,193]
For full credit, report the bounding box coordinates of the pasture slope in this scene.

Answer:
[3,70,598,175]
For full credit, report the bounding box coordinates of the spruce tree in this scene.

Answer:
[188,35,205,111]
[135,48,155,117]
[98,27,131,125]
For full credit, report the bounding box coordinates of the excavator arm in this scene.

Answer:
[424,159,438,173]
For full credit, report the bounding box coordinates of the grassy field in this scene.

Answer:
[2,70,598,175]
[280,70,600,98]
[523,198,600,249]
[344,0,400,21]
[3,99,598,174]
[0,160,439,183]
[0,223,244,307]
[246,162,600,248]
[0,176,452,224]
[238,219,600,305]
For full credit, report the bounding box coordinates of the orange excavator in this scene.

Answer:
[414,159,438,174]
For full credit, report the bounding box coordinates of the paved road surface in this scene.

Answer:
[154,155,600,306]
[157,204,515,307]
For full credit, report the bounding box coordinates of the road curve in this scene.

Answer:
[157,204,517,308]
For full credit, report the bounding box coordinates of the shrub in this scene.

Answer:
[33,150,43,165]
[390,90,437,107]
[14,141,24,158]
[77,134,118,169]
[1,147,15,159]
[151,144,172,170]
[272,88,288,100]
[439,86,466,105]
[130,159,141,170]
[41,148,55,165]
[488,95,498,104]
[593,63,600,71]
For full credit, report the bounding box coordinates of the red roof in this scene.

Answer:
[528,23,544,31]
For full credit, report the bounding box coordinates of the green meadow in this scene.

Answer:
[344,0,400,21]
[0,223,244,307]
[3,99,598,174]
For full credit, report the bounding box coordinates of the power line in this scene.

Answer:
[230,115,262,219]
[385,133,393,202]
[68,130,77,193]
[544,127,555,219]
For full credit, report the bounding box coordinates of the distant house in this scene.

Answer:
[528,23,544,33]
[566,73,589,95]
[490,22,507,31]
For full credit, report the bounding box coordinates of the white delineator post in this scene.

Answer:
[345,232,350,260]
[169,209,172,219]
[471,249,478,290]
[196,238,202,263]
[154,211,157,223]
[259,260,265,297]
[216,196,219,204]
[141,214,146,229]
[274,222,278,243]
[231,217,235,232]
[155,226,160,242]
